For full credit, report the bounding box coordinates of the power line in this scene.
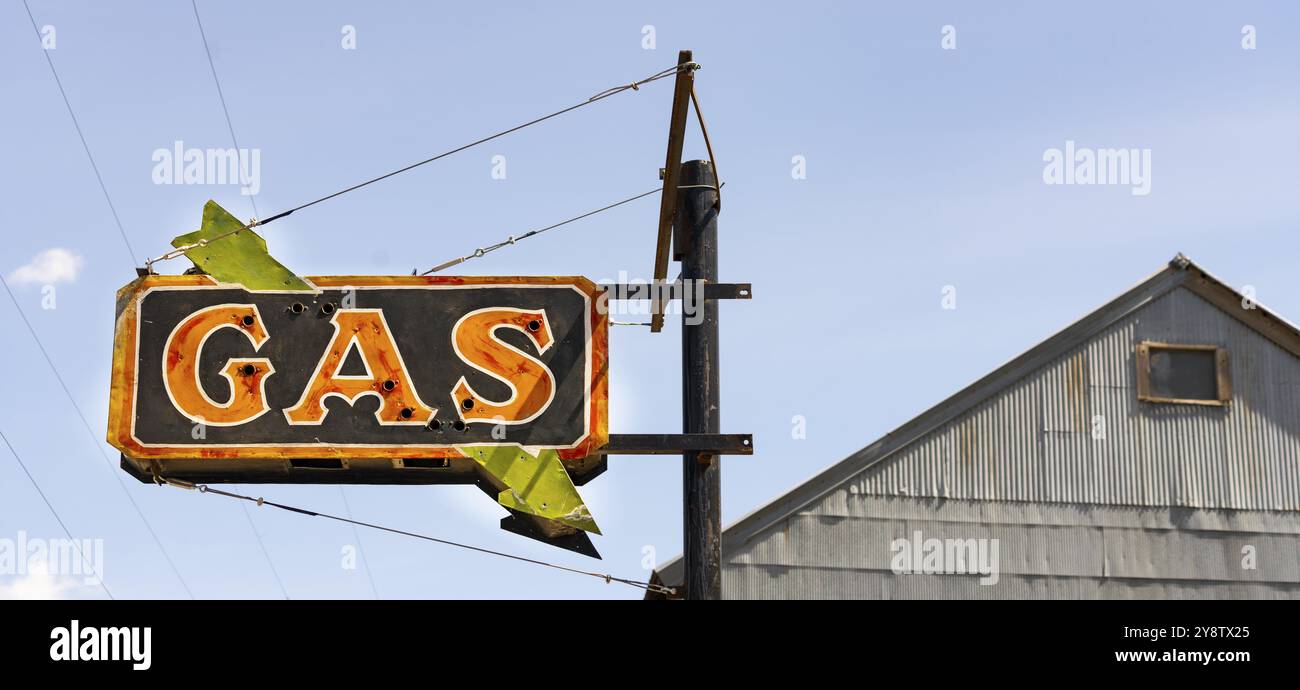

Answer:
[21,0,138,266]
[338,487,380,599]
[0,275,195,599]
[190,0,258,219]
[158,479,675,596]
[145,61,698,269]
[0,428,114,600]
[189,1,297,598]
[234,488,290,599]
[421,187,663,274]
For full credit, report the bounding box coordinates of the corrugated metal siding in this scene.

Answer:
[723,567,1300,600]
[813,494,1300,534]
[851,287,1300,511]
[727,513,1299,583]
[719,496,1300,599]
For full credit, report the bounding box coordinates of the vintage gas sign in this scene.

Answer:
[107,275,608,462]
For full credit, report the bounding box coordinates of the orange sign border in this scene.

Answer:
[107,275,609,461]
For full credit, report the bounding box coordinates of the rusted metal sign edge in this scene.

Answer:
[119,452,611,486]
[650,50,696,333]
[107,274,609,462]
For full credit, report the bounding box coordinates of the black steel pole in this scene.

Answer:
[679,159,721,600]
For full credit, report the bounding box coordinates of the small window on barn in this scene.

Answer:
[1135,342,1231,406]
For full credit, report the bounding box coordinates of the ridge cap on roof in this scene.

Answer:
[1175,253,1300,343]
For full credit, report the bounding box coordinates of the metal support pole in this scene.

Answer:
[679,159,721,600]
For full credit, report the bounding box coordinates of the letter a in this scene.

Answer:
[284,309,435,425]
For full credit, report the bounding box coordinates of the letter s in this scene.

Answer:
[450,308,556,425]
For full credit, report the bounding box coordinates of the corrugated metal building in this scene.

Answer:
[654,255,1300,599]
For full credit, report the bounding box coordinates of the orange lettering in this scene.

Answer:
[284,309,436,425]
[163,304,273,426]
[451,308,556,425]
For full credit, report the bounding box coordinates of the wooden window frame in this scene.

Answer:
[1135,341,1231,406]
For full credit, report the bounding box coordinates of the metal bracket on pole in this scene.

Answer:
[598,282,751,301]
[600,433,752,455]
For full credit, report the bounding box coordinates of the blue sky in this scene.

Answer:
[1,1,1297,599]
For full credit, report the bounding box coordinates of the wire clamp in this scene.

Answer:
[149,460,197,490]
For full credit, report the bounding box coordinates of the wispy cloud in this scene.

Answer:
[8,248,84,285]
[0,561,88,600]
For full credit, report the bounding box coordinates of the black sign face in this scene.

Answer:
[108,276,609,461]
